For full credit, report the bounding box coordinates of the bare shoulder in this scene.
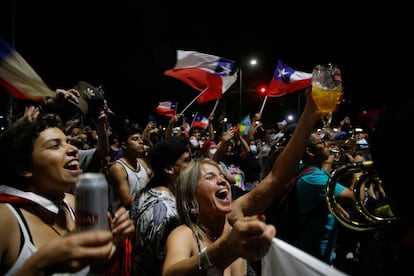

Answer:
[108,161,125,175]
[164,224,198,269]
[107,162,127,182]
[167,224,193,241]
[0,204,21,264]
[108,160,121,172]
[0,203,19,226]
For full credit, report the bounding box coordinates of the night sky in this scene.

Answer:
[1,1,411,130]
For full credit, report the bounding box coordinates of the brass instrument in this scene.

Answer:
[325,138,371,160]
[325,161,398,231]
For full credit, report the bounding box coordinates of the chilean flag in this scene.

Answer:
[156,101,177,117]
[0,36,55,101]
[164,50,238,103]
[191,112,209,129]
[267,60,312,97]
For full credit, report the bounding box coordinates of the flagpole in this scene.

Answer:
[210,100,219,115]
[179,87,209,114]
[259,95,268,114]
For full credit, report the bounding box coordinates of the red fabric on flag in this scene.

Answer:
[165,68,224,103]
[267,60,312,97]
[191,113,209,129]
[164,50,237,103]
[155,101,177,117]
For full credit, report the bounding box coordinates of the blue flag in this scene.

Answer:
[238,114,251,136]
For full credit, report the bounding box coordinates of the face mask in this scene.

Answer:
[190,138,199,148]
[208,148,217,158]
[249,145,258,154]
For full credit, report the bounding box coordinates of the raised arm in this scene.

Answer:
[164,114,182,138]
[207,113,215,141]
[229,88,320,222]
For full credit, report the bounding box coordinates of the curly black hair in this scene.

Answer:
[0,112,64,187]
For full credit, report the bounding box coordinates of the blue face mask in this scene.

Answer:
[249,145,258,154]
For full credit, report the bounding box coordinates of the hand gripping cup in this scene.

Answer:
[75,173,109,231]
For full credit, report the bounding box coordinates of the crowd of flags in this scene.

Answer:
[0,35,314,136]
[158,49,312,136]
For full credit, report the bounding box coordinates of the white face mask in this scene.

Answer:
[249,145,258,154]
[190,137,199,148]
[208,148,217,158]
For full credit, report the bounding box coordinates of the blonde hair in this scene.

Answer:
[176,158,222,240]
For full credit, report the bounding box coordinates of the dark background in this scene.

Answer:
[1,1,412,130]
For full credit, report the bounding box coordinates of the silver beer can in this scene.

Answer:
[75,173,109,231]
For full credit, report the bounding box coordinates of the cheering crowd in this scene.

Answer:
[0,32,412,274]
[0,78,412,276]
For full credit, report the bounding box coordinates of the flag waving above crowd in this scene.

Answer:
[191,112,209,129]
[0,36,55,101]
[164,50,238,103]
[267,59,312,97]
[238,114,251,136]
[156,101,177,117]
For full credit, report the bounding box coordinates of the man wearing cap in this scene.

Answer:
[130,137,194,276]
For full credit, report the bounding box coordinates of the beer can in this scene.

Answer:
[75,173,109,231]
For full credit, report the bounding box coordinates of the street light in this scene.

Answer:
[239,59,258,121]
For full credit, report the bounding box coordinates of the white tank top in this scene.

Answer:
[109,158,149,211]
[3,204,89,276]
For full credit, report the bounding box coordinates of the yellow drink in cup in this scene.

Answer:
[311,63,343,133]
[311,85,343,115]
